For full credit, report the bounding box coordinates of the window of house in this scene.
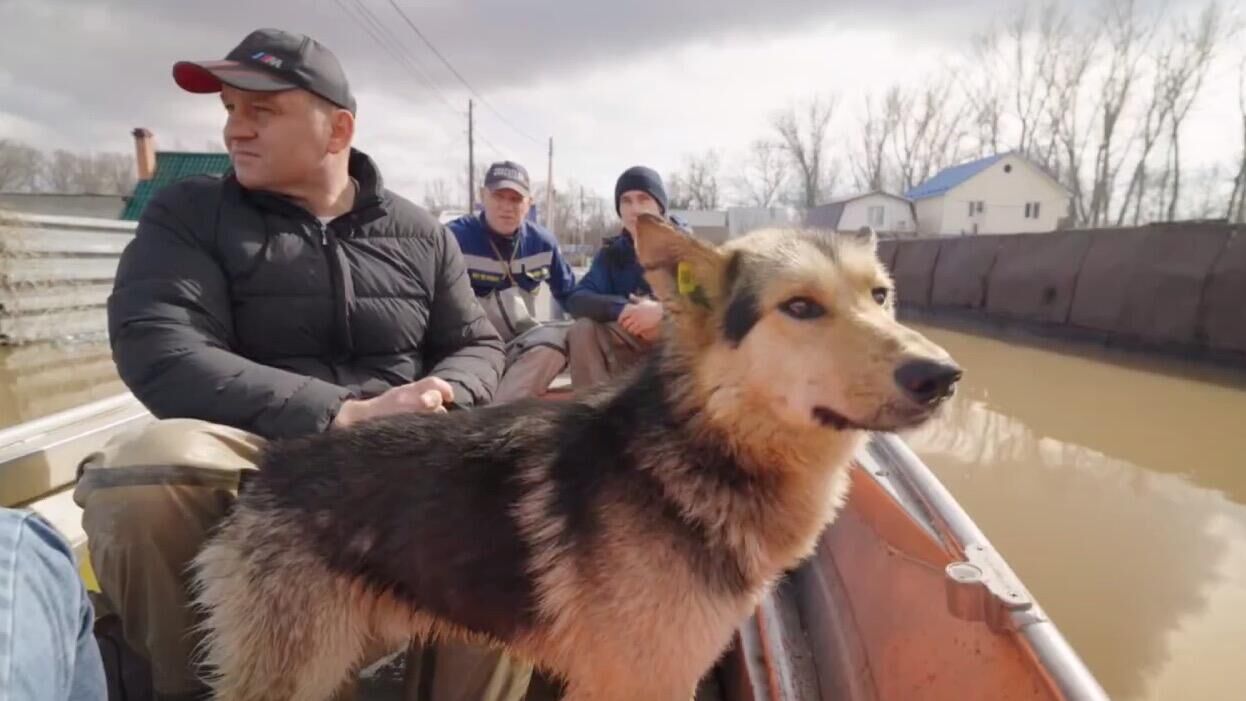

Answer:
[868,206,884,227]
[1024,201,1042,219]
[1032,202,1041,218]
[968,201,974,216]
[1024,203,1032,218]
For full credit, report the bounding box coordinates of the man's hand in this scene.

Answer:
[332,376,456,429]
[619,298,663,343]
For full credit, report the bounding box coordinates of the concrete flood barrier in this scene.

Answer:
[985,231,1093,325]
[1202,230,1246,354]
[881,223,1246,368]
[0,212,132,344]
[891,239,941,307]
[929,237,1000,310]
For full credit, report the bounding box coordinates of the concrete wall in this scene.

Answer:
[0,212,133,344]
[881,223,1246,365]
[839,194,916,233]
[0,193,127,219]
[934,153,1069,235]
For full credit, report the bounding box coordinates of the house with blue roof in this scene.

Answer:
[905,152,1071,236]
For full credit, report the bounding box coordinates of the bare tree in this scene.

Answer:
[422,178,455,214]
[1228,57,1246,223]
[1185,164,1229,219]
[666,172,692,210]
[1087,0,1155,227]
[89,153,137,195]
[734,140,788,207]
[41,150,80,193]
[36,150,135,194]
[1157,1,1230,221]
[684,151,722,210]
[1006,2,1068,158]
[965,33,1006,157]
[1117,44,1176,226]
[851,90,897,192]
[888,73,971,192]
[0,140,44,192]
[1044,12,1102,225]
[773,95,838,207]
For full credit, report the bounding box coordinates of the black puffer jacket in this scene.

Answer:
[108,150,504,439]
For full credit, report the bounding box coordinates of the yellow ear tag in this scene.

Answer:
[677,261,698,295]
[677,261,712,309]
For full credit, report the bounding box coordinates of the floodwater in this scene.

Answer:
[3,321,1245,699]
[0,339,122,428]
[899,325,1246,701]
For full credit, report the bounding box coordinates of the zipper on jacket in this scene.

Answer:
[317,219,353,365]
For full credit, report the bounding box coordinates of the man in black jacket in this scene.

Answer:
[74,29,533,700]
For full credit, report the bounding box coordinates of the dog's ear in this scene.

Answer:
[633,214,726,312]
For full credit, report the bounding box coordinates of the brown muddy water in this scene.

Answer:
[900,325,1246,701]
[0,339,122,427]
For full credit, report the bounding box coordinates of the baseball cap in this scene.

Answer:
[173,28,356,113]
[483,161,530,198]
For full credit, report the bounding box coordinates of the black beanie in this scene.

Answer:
[614,165,668,215]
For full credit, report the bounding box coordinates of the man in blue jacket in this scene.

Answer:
[563,166,683,387]
[448,161,577,400]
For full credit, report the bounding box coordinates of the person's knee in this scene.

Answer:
[3,509,78,590]
[81,483,227,587]
[567,317,600,345]
[87,418,264,474]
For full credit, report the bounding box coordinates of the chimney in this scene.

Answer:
[132,128,156,181]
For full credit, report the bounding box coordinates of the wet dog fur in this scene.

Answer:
[191,214,961,700]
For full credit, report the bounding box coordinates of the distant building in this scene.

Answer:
[120,128,231,221]
[669,209,729,244]
[805,191,915,234]
[906,152,1071,235]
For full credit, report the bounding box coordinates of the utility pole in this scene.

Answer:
[467,99,475,212]
[545,137,554,228]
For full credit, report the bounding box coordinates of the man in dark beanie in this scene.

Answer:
[564,165,684,388]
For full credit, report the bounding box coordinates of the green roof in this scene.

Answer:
[120,152,232,220]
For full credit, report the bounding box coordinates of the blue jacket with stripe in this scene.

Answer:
[447,213,576,305]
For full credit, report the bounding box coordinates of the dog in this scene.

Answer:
[191,214,961,700]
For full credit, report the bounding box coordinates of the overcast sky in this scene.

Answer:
[1,0,1239,206]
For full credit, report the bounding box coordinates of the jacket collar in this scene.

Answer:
[232,148,386,222]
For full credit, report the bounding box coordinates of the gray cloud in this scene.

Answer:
[0,0,1216,199]
[0,0,1007,149]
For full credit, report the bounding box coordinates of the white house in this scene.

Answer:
[906,152,1071,235]
[805,191,916,233]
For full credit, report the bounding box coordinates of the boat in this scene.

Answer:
[3,389,1108,700]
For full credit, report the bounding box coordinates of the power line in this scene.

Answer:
[334,0,463,119]
[384,0,546,147]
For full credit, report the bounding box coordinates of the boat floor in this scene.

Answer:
[354,652,727,700]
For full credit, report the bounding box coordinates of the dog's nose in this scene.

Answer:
[894,359,962,405]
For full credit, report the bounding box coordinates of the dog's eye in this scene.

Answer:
[779,297,825,320]
[871,287,890,305]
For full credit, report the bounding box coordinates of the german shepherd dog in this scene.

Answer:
[192,214,961,700]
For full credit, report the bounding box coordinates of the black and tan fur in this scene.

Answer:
[192,215,961,700]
